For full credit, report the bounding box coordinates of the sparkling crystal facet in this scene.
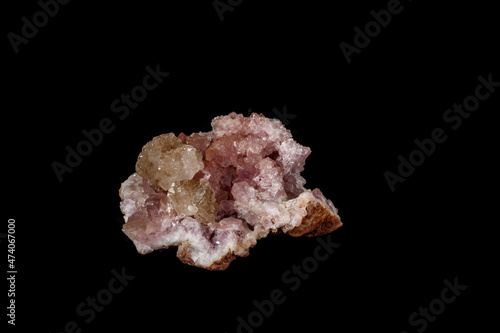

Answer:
[119,113,342,270]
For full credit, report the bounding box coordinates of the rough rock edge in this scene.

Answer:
[119,183,125,200]
[284,199,343,237]
[170,193,342,271]
[176,243,252,271]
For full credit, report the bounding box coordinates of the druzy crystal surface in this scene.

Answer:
[119,112,342,270]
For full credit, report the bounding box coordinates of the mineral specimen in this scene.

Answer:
[119,112,342,270]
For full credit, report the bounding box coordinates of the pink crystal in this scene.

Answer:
[119,112,342,270]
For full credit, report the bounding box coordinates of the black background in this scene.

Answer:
[4,1,498,332]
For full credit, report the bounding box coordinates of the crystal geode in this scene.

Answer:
[119,112,342,270]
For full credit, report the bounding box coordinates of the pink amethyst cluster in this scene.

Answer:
[119,112,342,270]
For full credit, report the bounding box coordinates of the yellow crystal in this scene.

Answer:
[167,179,220,224]
[135,133,204,192]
